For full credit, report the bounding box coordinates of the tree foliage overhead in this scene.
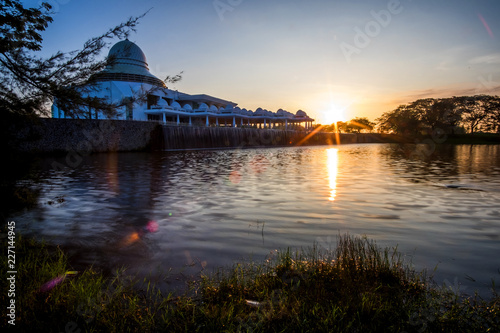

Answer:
[0,0,144,118]
[0,0,52,52]
[376,95,500,135]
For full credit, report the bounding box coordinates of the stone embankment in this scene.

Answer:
[9,118,161,154]
[9,118,402,154]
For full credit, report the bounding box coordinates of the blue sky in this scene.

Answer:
[23,0,500,123]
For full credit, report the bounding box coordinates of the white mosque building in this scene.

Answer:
[52,39,315,129]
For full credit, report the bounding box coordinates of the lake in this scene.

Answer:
[10,143,500,297]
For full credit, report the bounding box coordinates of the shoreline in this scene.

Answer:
[5,118,499,155]
[2,232,498,332]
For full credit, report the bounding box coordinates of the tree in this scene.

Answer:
[409,98,437,131]
[376,105,421,135]
[320,122,343,133]
[0,0,144,118]
[336,121,348,133]
[409,98,462,134]
[376,95,499,135]
[483,96,500,133]
[456,95,489,134]
[320,123,334,132]
[347,117,375,133]
[438,98,462,135]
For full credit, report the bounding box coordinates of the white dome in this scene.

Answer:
[254,108,265,116]
[96,39,165,87]
[107,39,148,69]
[157,98,169,107]
[296,110,307,117]
[182,104,193,111]
[171,101,181,110]
[197,103,209,111]
[209,105,218,112]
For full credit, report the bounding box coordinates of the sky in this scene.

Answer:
[22,0,500,124]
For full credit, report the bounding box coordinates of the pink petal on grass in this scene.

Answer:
[40,275,65,292]
[40,271,78,292]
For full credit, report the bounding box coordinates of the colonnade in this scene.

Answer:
[155,113,314,130]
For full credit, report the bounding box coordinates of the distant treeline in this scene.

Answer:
[376,95,500,135]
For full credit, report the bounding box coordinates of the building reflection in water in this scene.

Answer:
[327,148,339,201]
[105,153,120,195]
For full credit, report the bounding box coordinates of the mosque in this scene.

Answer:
[52,40,315,129]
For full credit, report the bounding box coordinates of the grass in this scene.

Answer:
[2,233,499,332]
[1,234,173,332]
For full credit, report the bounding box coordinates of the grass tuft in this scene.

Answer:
[1,233,499,332]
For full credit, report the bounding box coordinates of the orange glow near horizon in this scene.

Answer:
[327,148,339,201]
[320,102,349,125]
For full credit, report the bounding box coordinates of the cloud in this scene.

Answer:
[469,53,500,65]
[387,83,500,106]
[436,59,452,71]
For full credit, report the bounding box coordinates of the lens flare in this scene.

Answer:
[249,155,269,174]
[478,13,494,38]
[145,220,159,233]
[229,170,242,184]
[40,271,78,292]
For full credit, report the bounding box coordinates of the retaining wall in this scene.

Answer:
[9,118,161,154]
[161,126,357,150]
[9,118,401,154]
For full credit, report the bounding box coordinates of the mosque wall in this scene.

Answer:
[11,118,162,154]
[160,126,358,150]
[10,118,403,154]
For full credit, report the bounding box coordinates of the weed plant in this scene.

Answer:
[1,234,172,332]
[1,233,498,332]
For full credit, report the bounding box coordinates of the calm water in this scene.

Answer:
[11,144,500,296]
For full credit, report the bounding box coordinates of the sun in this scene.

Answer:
[321,103,348,125]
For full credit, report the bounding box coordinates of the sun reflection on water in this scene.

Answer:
[327,148,339,201]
